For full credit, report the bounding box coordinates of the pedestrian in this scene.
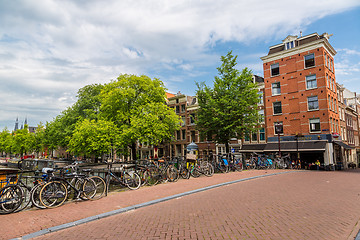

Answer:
[315,159,320,170]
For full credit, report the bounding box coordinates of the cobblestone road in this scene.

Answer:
[3,169,360,240]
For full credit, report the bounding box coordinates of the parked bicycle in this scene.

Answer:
[105,161,141,195]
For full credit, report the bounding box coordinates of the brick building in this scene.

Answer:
[259,32,356,169]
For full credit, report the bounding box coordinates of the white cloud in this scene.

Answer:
[0,0,360,129]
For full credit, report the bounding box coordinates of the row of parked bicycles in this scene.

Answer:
[245,152,294,170]
[0,155,243,214]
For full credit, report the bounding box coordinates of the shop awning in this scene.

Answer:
[333,141,355,150]
[263,141,327,152]
[239,144,267,152]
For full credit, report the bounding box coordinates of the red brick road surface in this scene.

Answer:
[3,169,360,240]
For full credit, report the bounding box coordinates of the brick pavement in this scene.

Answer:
[1,169,284,240]
[3,169,360,240]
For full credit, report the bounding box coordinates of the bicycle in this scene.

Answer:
[186,159,214,178]
[148,158,179,184]
[0,182,23,214]
[39,166,105,209]
[214,155,229,173]
[105,161,141,196]
[228,156,243,172]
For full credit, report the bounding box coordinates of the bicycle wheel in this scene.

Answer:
[190,166,201,178]
[30,183,46,209]
[124,171,141,190]
[234,161,243,172]
[39,181,67,208]
[179,165,189,179]
[137,168,148,186]
[202,162,214,177]
[16,185,32,212]
[166,165,179,182]
[143,168,158,186]
[217,162,227,173]
[83,176,106,200]
[0,184,23,214]
[147,167,161,185]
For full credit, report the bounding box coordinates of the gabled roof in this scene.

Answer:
[166,92,175,99]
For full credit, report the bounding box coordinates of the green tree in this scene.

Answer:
[100,74,181,160]
[68,119,120,161]
[196,51,259,153]
[44,84,104,153]
[13,125,32,157]
[0,128,13,157]
[32,123,46,157]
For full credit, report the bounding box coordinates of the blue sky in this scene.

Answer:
[0,0,360,131]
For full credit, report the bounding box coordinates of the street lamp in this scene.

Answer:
[274,122,283,158]
[295,133,304,164]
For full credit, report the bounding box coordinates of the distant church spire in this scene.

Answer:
[14,117,19,131]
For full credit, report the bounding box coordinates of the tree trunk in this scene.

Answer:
[131,142,137,161]
[225,141,229,154]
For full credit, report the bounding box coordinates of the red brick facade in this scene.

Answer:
[262,33,339,139]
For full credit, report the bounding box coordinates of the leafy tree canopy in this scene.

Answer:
[196,51,260,152]
[100,74,181,159]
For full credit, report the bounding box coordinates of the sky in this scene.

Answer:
[1,0,360,131]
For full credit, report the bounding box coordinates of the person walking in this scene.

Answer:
[315,159,320,170]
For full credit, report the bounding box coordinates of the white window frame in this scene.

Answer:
[307,96,319,111]
[258,109,265,123]
[271,63,280,76]
[304,53,315,68]
[273,101,282,115]
[309,118,321,133]
[306,74,317,89]
[271,82,281,96]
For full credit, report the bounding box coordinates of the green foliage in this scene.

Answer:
[100,74,181,159]
[196,51,260,152]
[12,125,33,156]
[44,84,104,150]
[68,119,120,158]
[31,123,46,155]
[0,128,13,155]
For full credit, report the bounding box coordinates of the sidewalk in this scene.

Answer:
[1,169,285,240]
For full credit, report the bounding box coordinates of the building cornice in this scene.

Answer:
[261,38,337,63]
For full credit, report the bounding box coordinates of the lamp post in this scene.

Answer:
[274,122,283,158]
[295,133,304,162]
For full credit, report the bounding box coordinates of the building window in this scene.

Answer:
[305,53,315,68]
[309,118,321,132]
[273,101,282,115]
[258,91,264,105]
[308,96,319,111]
[271,63,279,76]
[259,128,265,141]
[326,74,329,88]
[306,74,317,89]
[272,82,281,95]
[190,113,196,125]
[191,131,196,142]
[175,106,180,114]
[181,104,186,113]
[244,132,250,142]
[325,53,327,68]
[176,130,181,140]
[258,109,264,122]
[181,116,186,126]
[330,59,333,72]
[285,41,295,50]
[182,129,186,140]
[252,132,257,142]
